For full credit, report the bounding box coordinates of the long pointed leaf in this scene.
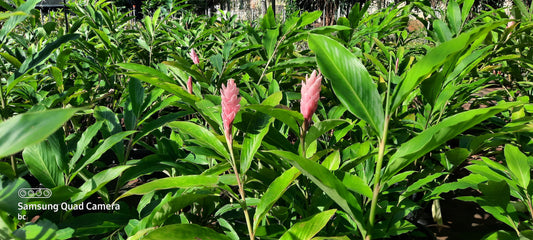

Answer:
[504,144,530,189]
[22,141,64,188]
[168,121,230,160]
[143,224,231,240]
[391,20,506,111]
[383,102,522,182]
[253,167,300,232]
[309,34,384,136]
[71,131,135,181]
[115,175,219,202]
[0,108,80,158]
[270,150,364,230]
[280,209,336,240]
[71,165,132,202]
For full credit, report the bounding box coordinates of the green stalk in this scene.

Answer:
[256,33,288,85]
[366,117,389,240]
[227,140,254,240]
[300,123,307,158]
[367,56,393,240]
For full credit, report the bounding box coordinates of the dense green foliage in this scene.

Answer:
[1,0,533,239]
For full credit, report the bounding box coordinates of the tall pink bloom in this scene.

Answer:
[190,48,199,65]
[221,79,241,144]
[187,76,193,94]
[186,49,199,94]
[300,70,322,130]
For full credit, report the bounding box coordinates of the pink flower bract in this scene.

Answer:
[190,48,199,65]
[300,70,322,128]
[187,76,193,94]
[221,79,241,142]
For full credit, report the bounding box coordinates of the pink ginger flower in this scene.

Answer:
[190,48,199,65]
[221,79,241,143]
[187,76,193,94]
[300,70,322,130]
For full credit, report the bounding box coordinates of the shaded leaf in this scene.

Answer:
[115,175,219,201]
[0,108,80,158]
[383,102,521,182]
[143,224,231,240]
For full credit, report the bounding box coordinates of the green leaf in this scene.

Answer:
[0,52,21,68]
[0,0,40,41]
[246,105,303,135]
[280,209,336,240]
[210,54,224,74]
[309,34,384,136]
[218,218,239,240]
[71,165,131,202]
[262,6,276,29]
[115,175,219,201]
[118,63,201,105]
[399,172,447,203]
[432,20,452,43]
[391,20,506,111]
[16,34,80,78]
[129,78,145,118]
[461,0,475,23]
[69,121,104,173]
[168,121,230,160]
[447,0,462,35]
[0,162,14,179]
[268,57,316,73]
[477,181,519,230]
[322,150,341,171]
[305,119,347,151]
[342,173,372,198]
[0,178,30,216]
[239,113,272,175]
[253,167,300,232]
[383,102,522,182]
[426,174,486,200]
[261,91,283,106]
[143,224,231,240]
[298,11,322,28]
[504,144,530,189]
[13,219,58,240]
[264,28,279,58]
[444,147,470,167]
[0,11,24,20]
[513,0,531,21]
[270,150,364,230]
[482,230,518,240]
[149,192,214,227]
[61,213,129,237]
[22,141,64,188]
[0,108,79,158]
[50,66,64,92]
[71,131,135,180]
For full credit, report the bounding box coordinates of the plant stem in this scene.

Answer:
[10,156,16,176]
[526,196,533,221]
[256,34,287,85]
[367,59,393,240]
[300,124,307,158]
[227,141,254,240]
[367,117,389,240]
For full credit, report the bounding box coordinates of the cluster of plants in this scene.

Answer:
[0,0,533,239]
